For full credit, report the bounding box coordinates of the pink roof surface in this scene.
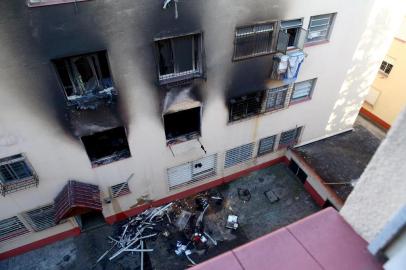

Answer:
[190,208,382,270]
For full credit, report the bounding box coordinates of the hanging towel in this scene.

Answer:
[285,51,305,80]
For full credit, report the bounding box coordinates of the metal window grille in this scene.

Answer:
[110,182,131,198]
[380,61,393,75]
[156,34,203,85]
[265,85,288,111]
[168,154,217,190]
[307,14,334,42]
[279,127,302,148]
[233,23,275,60]
[224,143,255,168]
[258,136,276,156]
[0,216,30,243]
[229,92,264,122]
[23,204,56,232]
[291,79,316,101]
[0,154,38,196]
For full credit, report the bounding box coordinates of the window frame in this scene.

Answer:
[228,91,265,122]
[306,13,336,44]
[280,18,305,49]
[52,50,115,102]
[264,85,289,112]
[278,126,303,149]
[379,60,394,76]
[0,154,38,196]
[27,0,90,8]
[290,78,317,104]
[233,20,278,61]
[154,32,204,85]
[257,135,277,156]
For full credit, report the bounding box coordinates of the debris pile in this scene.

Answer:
[97,190,231,267]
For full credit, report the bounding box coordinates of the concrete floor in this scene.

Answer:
[0,163,320,270]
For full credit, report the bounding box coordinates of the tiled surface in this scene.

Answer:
[190,208,383,270]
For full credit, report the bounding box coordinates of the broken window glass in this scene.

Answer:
[54,51,114,100]
[229,92,264,121]
[81,127,131,167]
[163,107,201,141]
[156,34,202,83]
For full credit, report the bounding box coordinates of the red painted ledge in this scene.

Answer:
[0,227,80,260]
[359,107,391,131]
[0,156,288,260]
[105,156,289,224]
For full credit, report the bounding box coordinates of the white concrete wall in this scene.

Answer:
[341,108,406,242]
[0,0,404,251]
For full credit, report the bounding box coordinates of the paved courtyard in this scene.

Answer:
[0,163,320,270]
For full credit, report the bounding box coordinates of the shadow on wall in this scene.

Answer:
[325,1,405,134]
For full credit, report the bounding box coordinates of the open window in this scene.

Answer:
[280,19,307,50]
[163,88,202,144]
[278,126,303,149]
[81,127,131,167]
[53,51,115,104]
[156,33,203,85]
[164,107,201,143]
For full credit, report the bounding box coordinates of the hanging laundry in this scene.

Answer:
[284,51,305,81]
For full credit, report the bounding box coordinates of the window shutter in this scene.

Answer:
[0,216,30,243]
[296,28,308,50]
[225,143,254,168]
[23,204,56,232]
[168,154,217,190]
[276,30,289,54]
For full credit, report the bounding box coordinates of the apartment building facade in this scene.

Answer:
[362,16,406,130]
[0,0,403,258]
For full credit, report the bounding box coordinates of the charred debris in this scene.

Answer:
[96,189,236,268]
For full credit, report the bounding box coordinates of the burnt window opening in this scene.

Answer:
[156,33,203,84]
[53,51,115,102]
[233,22,276,60]
[81,127,131,167]
[229,92,264,122]
[164,107,201,143]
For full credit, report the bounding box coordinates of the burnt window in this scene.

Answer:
[156,33,203,84]
[0,154,38,196]
[233,22,276,60]
[164,107,201,143]
[53,51,114,100]
[278,127,303,149]
[81,127,131,167]
[229,92,264,122]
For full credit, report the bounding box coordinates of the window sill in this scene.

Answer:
[91,150,131,168]
[159,71,203,86]
[166,132,201,146]
[232,51,275,62]
[289,97,311,106]
[228,106,288,125]
[304,40,330,48]
[27,0,90,7]
[67,88,117,109]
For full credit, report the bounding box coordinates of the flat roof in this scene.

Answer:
[294,123,381,201]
